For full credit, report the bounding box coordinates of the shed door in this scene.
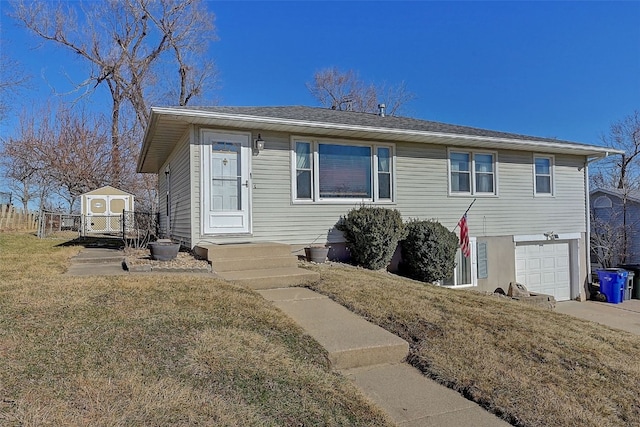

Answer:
[201,131,251,234]
[516,243,570,301]
[86,195,129,232]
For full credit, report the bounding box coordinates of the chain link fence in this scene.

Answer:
[37,211,82,239]
[122,210,159,248]
[37,210,158,247]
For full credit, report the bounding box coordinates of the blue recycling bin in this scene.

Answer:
[596,269,628,304]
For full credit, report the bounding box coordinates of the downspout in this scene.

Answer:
[584,160,592,287]
[164,165,171,238]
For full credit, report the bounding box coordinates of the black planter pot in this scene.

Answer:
[148,242,180,261]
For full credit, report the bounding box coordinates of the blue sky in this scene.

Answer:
[1,1,639,146]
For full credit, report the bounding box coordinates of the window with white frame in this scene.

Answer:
[292,139,394,202]
[449,150,497,195]
[443,237,477,287]
[534,155,554,195]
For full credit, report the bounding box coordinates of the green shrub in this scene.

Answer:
[399,220,459,283]
[336,206,406,270]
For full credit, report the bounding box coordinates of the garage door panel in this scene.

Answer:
[556,256,569,268]
[542,257,556,269]
[528,259,541,269]
[526,273,542,286]
[516,242,570,301]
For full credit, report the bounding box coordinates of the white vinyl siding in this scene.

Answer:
[159,129,191,245]
[189,129,586,246]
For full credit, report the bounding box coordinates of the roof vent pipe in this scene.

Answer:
[378,103,386,117]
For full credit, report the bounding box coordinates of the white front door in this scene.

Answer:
[201,131,251,234]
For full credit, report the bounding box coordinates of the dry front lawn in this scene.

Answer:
[0,234,393,426]
[308,265,640,427]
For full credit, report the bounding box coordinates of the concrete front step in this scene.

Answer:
[212,255,298,273]
[197,242,293,261]
[71,248,124,264]
[258,287,409,370]
[219,267,320,289]
[66,262,128,276]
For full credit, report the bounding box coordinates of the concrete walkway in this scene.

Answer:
[66,248,510,425]
[66,247,129,276]
[258,287,510,427]
[556,299,640,335]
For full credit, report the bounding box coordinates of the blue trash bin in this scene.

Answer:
[596,269,627,304]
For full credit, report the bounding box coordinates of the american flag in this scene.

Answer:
[458,214,470,258]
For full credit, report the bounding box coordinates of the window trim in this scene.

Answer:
[442,237,477,288]
[593,195,612,209]
[447,149,499,197]
[533,154,555,197]
[291,137,396,204]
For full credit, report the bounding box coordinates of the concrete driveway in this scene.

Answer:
[555,299,640,336]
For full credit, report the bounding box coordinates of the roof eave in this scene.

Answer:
[137,107,622,172]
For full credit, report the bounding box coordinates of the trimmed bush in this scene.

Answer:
[336,206,406,270]
[399,220,459,283]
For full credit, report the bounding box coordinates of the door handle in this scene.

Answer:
[242,180,249,187]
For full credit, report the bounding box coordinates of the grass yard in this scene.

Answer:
[308,265,640,427]
[0,233,393,426]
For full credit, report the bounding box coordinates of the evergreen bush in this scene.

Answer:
[399,220,459,283]
[336,206,406,270]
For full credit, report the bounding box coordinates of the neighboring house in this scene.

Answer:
[137,106,617,301]
[590,188,640,267]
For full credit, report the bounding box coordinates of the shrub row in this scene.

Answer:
[337,206,458,283]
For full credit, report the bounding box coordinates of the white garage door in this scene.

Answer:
[516,243,571,301]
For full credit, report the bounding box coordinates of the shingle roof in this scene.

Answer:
[139,104,620,173]
[169,105,581,146]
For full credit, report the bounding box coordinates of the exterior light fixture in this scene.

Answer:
[254,134,265,152]
[544,231,559,240]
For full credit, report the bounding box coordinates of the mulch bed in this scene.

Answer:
[123,248,212,273]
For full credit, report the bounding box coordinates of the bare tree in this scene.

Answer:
[0,108,50,210]
[591,196,640,267]
[11,0,218,188]
[0,39,31,122]
[591,111,640,190]
[590,111,640,267]
[1,104,112,213]
[306,67,415,115]
[49,109,113,212]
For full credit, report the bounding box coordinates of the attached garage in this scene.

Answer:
[515,242,571,301]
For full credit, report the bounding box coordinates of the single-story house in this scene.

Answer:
[590,188,640,267]
[137,105,618,301]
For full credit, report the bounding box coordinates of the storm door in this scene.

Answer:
[201,131,251,234]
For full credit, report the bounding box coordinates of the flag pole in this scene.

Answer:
[453,198,477,232]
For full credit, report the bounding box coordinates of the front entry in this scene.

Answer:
[201,131,251,235]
